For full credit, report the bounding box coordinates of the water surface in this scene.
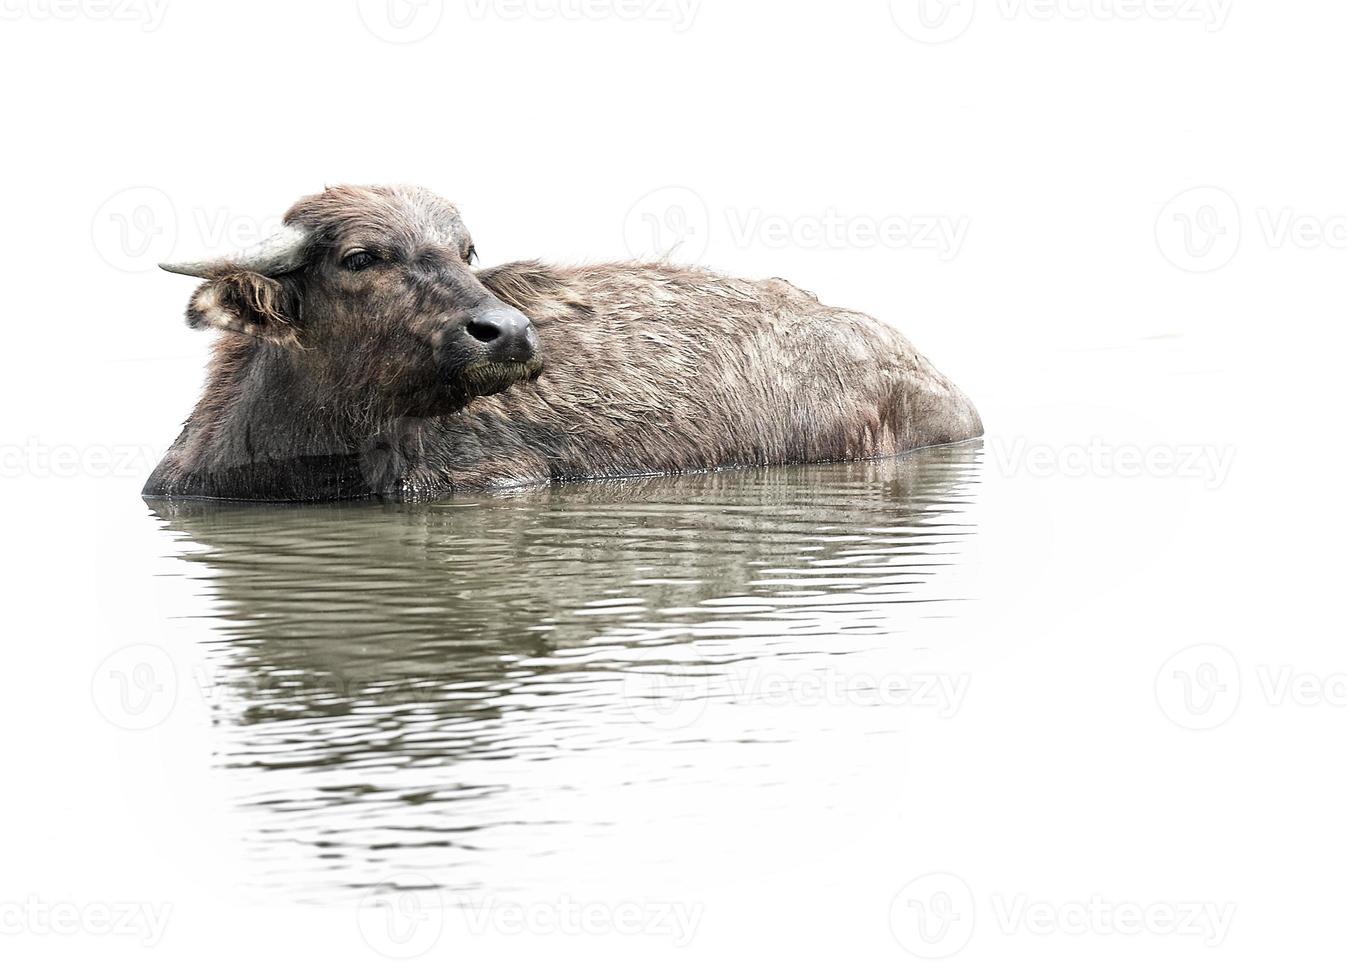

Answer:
[145,444,983,902]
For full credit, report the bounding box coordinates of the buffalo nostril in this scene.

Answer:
[465,305,533,358]
[466,320,502,344]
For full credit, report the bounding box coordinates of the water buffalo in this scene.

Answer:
[144,185,982,500]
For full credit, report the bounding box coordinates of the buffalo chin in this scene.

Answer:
[462,359,544,397]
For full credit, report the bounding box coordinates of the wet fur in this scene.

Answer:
[400,262,983,493]
[145,188,982,501]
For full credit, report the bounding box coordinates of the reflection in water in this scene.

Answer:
[148,443,983,900]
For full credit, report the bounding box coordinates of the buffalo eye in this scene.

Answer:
[342,250,378,272]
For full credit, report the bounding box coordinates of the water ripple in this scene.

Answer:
[148,443,983,899]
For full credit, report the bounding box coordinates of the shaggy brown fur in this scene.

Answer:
[144,185,982,501]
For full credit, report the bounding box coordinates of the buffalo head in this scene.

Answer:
[161,185,541,418]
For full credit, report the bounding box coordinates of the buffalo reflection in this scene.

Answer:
[147,443,982,895]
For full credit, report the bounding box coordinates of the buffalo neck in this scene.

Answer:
[146,337,387,501]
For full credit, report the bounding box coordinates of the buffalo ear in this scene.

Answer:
[186,270,302,348]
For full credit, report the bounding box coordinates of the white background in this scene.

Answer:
[2,1,1345,976]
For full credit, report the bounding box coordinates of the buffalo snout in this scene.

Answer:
[466,304,537,364]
